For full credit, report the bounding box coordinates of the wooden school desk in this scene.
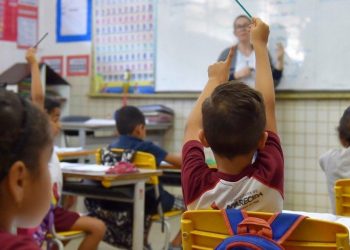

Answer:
[159,163,181,186]
[56,148,97,163]
[61,165,162,250]
[60,118,172,148]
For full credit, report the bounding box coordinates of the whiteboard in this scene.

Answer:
[155,0,350,91]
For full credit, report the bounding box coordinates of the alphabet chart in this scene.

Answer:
[93,0,155,93]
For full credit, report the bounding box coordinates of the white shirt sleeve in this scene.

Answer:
[319,150,333,172]
[48,152,63,202]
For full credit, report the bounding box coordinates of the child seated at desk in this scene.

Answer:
[182,18,284,212]
[18,48,106,250]
[0,89,52,250]
[85,105,183,250]
[320,106,350,213]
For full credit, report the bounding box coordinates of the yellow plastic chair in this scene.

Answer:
[46,229,85,250]
[96,148,183,249]
[181,210,349,250]
[335,179,350,216]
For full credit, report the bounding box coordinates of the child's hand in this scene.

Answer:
[208,47,234,83]
[25,48,38,65]
[250,18,269,47]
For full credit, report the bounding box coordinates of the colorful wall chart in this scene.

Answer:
[0,0,38,48]
[0,0,18,41]
[93,0,156,94]
[17,0,38,48]
[67,55,89,76]
[56,0,92,42]
[41,56,64,75]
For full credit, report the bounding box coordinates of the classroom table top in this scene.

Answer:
[61,118,172,131]
[57,149,97,159]
[62,167,162,182]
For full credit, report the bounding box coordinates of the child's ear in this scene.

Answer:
[7,161,27,205]
[133,124,144,136]
[199,129,210,147]
[257,131,268,150]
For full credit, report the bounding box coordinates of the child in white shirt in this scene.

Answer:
[319,107,350,213]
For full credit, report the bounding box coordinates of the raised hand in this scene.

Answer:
[250,18,270,47]
[25,48,38,65]
[208,47,234,83]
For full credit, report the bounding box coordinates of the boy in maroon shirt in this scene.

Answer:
[182,18,284,212]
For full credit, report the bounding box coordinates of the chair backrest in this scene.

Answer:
[181,210,349,250]
[335,179,350,216]
[96,148,159,185]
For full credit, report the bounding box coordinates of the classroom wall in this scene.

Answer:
[69,77,348,213]
[0,41,27,73]
[1,0,91,73]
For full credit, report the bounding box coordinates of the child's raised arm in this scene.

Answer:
[183,48,234,144]
[26,48,44,110]
[251,18,277,133]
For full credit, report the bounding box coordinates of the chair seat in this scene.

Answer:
[47,230,84,240]
[151,209,182,221]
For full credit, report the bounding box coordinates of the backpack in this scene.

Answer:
[215,209,306,250]
[100,148,136,166]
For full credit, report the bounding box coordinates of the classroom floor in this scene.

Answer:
[65,216,181,250]
[64,194,182,250]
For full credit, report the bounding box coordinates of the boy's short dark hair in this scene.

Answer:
[0,90,52,181]
[115,106,145,135]
[202,82,266,159]
[338,106,350,144]
[44,97,61,114]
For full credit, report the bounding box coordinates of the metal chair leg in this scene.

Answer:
[51,238,64,250]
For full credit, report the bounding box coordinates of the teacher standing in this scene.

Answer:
[218,15,284,87]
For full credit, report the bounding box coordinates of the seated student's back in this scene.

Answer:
[0,89,52,250]
[109,106,180,166]
[182,18,283,213]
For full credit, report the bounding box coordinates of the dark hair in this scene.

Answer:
[44,97,61,114]
[115,106,145,135]
[338,106,350,144]
[233,15,251,29]
[202,82,266,159]
[0,90,52,181]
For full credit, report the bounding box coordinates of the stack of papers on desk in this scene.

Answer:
[54,146,83,153]
[60,163,110,173]
[284,209,350,231]
[84,119,115,126]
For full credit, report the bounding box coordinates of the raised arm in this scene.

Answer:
[26,48,44,110]
[251,18,277,133]
[183,48,234,144]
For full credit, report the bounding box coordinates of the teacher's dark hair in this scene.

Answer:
[338,106,350,145]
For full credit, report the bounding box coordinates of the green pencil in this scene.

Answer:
[235,0,253,19]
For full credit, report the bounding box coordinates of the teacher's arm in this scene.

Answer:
[270,43,284,87]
